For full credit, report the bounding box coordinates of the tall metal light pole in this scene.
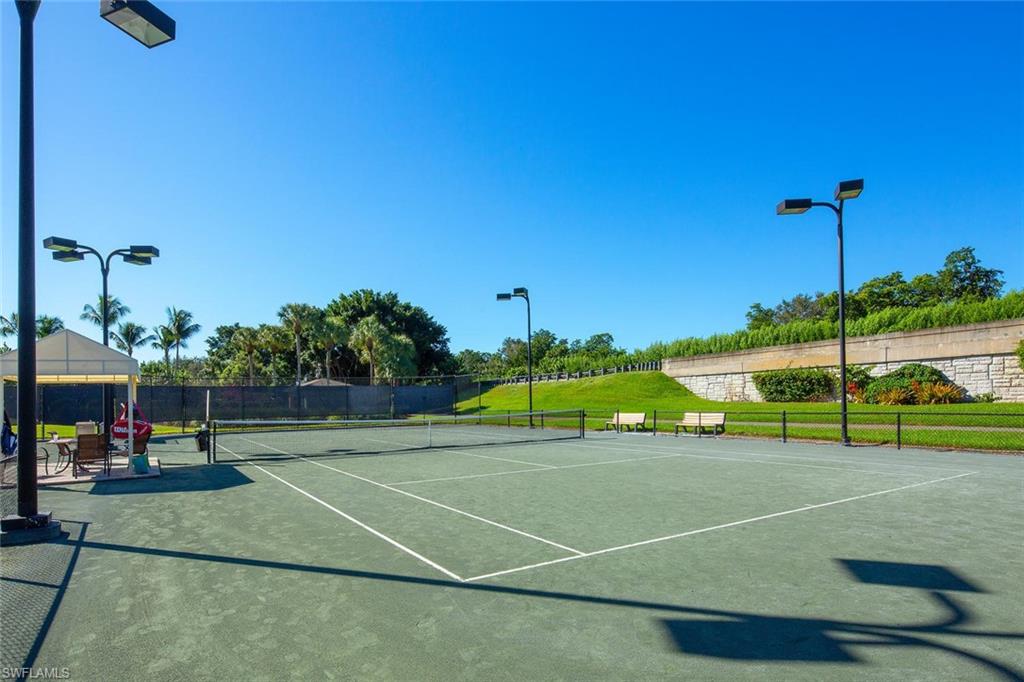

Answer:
[44,238,159,430]
[2,0,175,545]
[496,287,533,425]
[777,178,864,446]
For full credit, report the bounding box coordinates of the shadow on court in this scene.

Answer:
[88,463,254,496]
[8,533,1019,680]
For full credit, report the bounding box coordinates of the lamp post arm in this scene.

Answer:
[810,201,841,217]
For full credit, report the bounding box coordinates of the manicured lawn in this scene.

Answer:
[461,371,1024,415]
[459,372,1024,451]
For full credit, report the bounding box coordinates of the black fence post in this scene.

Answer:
[580,409,585,439]
[540,411,545,430]
[697,411,702,439]
[653,409,657,437]
[211,421,217,463]
[507,409,511,428]
[896,412,901,450]
[782,410,787,443]
[180,379,186,434]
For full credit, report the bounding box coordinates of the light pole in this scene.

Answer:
[496,287,533,425]
[2,0,175,545]
[44,238,159,430]
[777,178,864,446]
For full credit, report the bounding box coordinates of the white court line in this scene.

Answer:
[218,443,464,581]
[357,434,556,469]
[389,452,711,486]
[563,441,931,477]
[570,438,974,474]
[389,440,938,486]
[239,437,584,556]
[464,471,977,583]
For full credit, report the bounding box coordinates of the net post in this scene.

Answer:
[579,409,585,439]
[782,410,787,443]
[652,409,657,437]
[698,412,702,439]
[211,421,217,463]
[507,410,511,428]
[896,412,901,450]
[540,410,544,430]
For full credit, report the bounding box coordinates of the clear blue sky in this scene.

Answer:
[3,2,1022,364]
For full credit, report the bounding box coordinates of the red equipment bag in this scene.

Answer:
[111,402,153,440]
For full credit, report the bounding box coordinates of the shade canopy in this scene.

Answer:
[0,330,140,383]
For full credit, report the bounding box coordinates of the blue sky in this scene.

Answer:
[3,2,1022,364]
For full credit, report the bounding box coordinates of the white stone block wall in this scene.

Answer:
[674,353,1024,402]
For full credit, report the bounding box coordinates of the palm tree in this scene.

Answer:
[111,322,156,357]
[1,313,65,339]
[35,315,65,338]
[311,315,349,382]
[0,313,16,338]
[231,326,261,386]
[151,325,176,371]
[257,324,290,383]
[348,316,390,384]
[278,303,318,384]
[166,307,201,369]
[80,295,130,331]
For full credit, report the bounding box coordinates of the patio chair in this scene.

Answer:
[74,433,109,477]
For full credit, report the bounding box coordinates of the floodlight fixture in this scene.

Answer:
[123,254,152,266]
[496,293,512,301]
[129,245,160,258]
[776,199,813,215]
[834,178,864,201]
[512,287,528,297]
[52,250,85,263]
[100,0,176,48]
[43,236,78,252]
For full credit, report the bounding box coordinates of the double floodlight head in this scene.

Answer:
[44,236,159,266]
[777,179,864,216]
[497,287,528,302]
[100,0,176,48]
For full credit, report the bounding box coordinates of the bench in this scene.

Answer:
[605,412,647,432]
[674,412,726,436]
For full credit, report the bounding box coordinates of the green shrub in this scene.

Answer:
[972,392,998,403]
[876,387,916,405]
[752,368,837,402]
[862,363,954,404]
[1017,339,1024,371]
[913,382,964,404]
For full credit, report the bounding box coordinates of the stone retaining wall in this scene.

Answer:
[662,319,1024,402]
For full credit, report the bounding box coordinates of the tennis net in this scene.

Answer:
[211,410,584,462]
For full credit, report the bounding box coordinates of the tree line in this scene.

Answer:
[200,290,454,384]
[0,299,200,366]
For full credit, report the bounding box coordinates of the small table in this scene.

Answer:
[47,437,76,475]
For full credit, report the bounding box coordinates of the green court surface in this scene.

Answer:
[2,426,1022,680]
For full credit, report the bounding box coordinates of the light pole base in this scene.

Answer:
[0,511,62,546]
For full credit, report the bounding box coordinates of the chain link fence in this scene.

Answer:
[3,379,462,435]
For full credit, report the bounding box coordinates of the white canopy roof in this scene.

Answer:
[0,329,140,383]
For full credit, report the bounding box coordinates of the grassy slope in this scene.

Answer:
[461,371,1024,415]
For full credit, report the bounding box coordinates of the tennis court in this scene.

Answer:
[3,414,1022,680]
